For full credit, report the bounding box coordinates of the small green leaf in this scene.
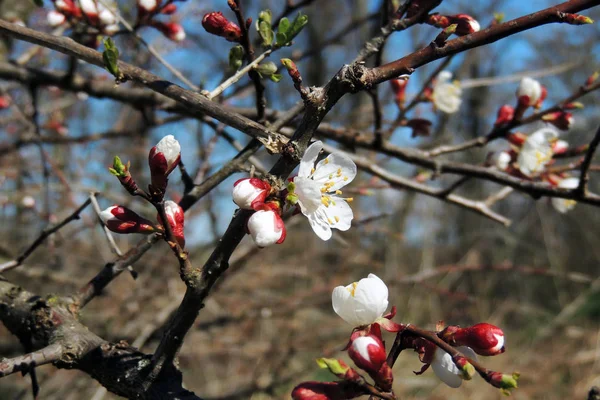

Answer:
[102,37,123,81]
[278,17,290,35]
[258,21,273,46]
[255,61,278,76]
[228,45,244,71]
[286,13,308,42]
[258,9,272,25]
[269,73,282,83]
[275,32,287,47]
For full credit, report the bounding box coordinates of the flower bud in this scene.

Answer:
[315,358,360,382]
[447,14,480,35]
[148,135,181,192]
[158,200,185,248]
[542,111,573,131]
[431,346,477,388]
[516,77,542,108]
[47,11,66,27]
[486,371,519,391]
[247,204,286,247]
[535,85,548,109]
[348,335,393,390]
[100,205,156,234]
[202,11,242,42]
[441,323,505,356]
[0,96,10,109]
[487,151,512,171]
[291,381,351,400]
[564,13,594,25]
[153,22,186,42]
[552,139,569,155]
[54,0,81,18]
[494,104,514,126]
[232,178,271,210]
[138,0,158,14]
[21,196,36,209]
[161,3,177,14]
[390,77,409,105]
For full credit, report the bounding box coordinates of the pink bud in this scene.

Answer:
[542,111,573,131]
[447,14,480,36]
[507,132,527,146]
[291,381,350,400]
[54,0,82,18]
[232,178,271,210]
[247,204,286,248]
[161,3,177,14]
[552,139,569,154]
[158,200,185,248]
[137,0,158,14]
[153,22,186,42]
[390,77,409,105]
[516,77,542,108]
[348,335,393,390]
[535,85,548,109]
[494,105,514,126]
[47,10,66,27]
[0,96,10,110]
[148,135,181,191]
[202,11,242,42]
[443,323,505,356]
[100,205,156,234]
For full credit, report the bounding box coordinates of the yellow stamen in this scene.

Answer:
[324,158,329,164]
[337,168,342,177]
[327,218,333,224]
[320,187,327,193]
[346,197,354,202]
[334,216,340,222]
[335,190,342,195]
[346,282,358,297]
[311,168,315,175]
[343,177,349,181]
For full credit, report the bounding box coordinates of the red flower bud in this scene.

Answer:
[202,11,242,42]
[542,111,573,131]
[427,14,480,36]
[292,381,354,400]
[232,178,271,210]
[100,205,156,234]
[494,105,514,126]
[148,135,181,192]
[158,200,185,248]
[161,3,177,14]
[0,96,10,110]
[507,132,527,146]
[535,85,548,109]
[441,323,505,356]
[152,22,186,42]
[390,77,408,105]
[348,335,393,391]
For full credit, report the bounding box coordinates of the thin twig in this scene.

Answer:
[577,124,600,194]
[206,50,272,100]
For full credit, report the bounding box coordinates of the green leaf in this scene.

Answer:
[286,13,308,42]
[275,32,288,47]
[258,21,273,47]
[255,61,278,76]
[102,37,123,81]
[258,9,272,25]
[278,17,290,35]
[228,45,244,71]
[269,73,282,83]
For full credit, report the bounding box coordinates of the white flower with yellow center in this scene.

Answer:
[289,141,356,241]
[432,71,462,114]
[517,127,558,177]
[331,273,389,327]
[552,177,579,213]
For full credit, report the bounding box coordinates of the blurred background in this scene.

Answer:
[1,0,600,398]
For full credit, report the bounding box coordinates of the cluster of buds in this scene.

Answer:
[135,0,185,42]
[105,135,186,247]
[233,140,357,247]
[202,11,242,42]
[48,0,120,38]
[426,13,480,36]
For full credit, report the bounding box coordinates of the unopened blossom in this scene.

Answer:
[427,14,480,36]
[21,196,36,209]
[494,104,514,126]
[289,141,356,241]
[552,139,569,155]
[552,177,579,213]
[390,76,409,105]
[148,135,181,191]
[232,178,271,210]
[47,10,66,27]
[516,127,558,177]
[347,335,393,390]
[100,205,156,234]
[516,77,542,108]
[138,0,158,14]
[202,11,242,42]
[159,200,185,247]
[247,204,286,248]
[0,96,9,109]
[488,151,512,171]
[153,22,186,42]
[542,111,573,131]
[54,0,81,18]
[431,346,477,388]
[432,71,462,114]
[292,381,350,400]
[441,323,505,356]
[332,273,389,327]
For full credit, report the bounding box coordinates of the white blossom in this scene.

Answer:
[517,127,558,177]
[552,177,579,213]
[247,209,286,248]
[432,71,462,114]
[291,141,356,241]
[47,11,66,27]
[331,273,389,327]
[489,151,511,171]
[516,77,542,107]
[431,346,477,388]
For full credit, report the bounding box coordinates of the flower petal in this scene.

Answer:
[307,209,332,241]
[431,347,463,388]
[311,153,357,191]
[321,198,353,231]
[332,286,359,325]
[298,141,323,178]
[294,176,322,215]
[351,276,389,325]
